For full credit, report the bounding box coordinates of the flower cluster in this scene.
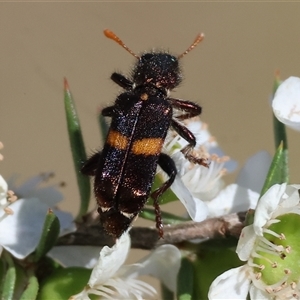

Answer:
[209,183,300,299]
[208,76,300,299]
[0,171,74,259]
[162,117,268,222]
[0,143,74,260]
[71,231,181,300]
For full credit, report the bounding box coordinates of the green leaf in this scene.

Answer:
[1,252,16,300]
[272,74,289,183]
[0,257,5,291]
[177,257,194,300]
[161,282,174,300]
[140,207,188,225]
[33,209,60,262]
[20,275,39,300]
[35,256,63,285]
[193,247,242,300]
[261,142,288,196]
[37,267,93,300]
[64,78,90,220]
[273,113,288,152]
[245,142,288,226]
[14,262,28,300]
[245,76,289,226]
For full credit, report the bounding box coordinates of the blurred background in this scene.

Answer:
[1,2,300,288]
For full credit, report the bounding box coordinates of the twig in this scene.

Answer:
[57,212,246,250]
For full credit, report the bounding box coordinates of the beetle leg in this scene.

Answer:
[181,145,209,167]
[111,72,133,90]
[168,97,202,120]
[101,105,116,117]
[171,119,209,168]
[171,118,196,146]
[81,151,102,176]
[169,98,208,166]
[151,153,177,238]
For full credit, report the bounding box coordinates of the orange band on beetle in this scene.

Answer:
[107,130,129,150]
[132,138,164,155]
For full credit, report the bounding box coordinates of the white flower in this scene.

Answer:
[236,150,272,194]
[205,183,259,218]
[165,118,237,200]
[0,175,17,222]
[207,151,271,217]
[164,117,270,222]
[272,76,300,131]
[8,173,75,236]
[209,183,300,300]
[0,173,75,259]
[163,117,237,222]
[71,231,181,300]
[8,173,64,207]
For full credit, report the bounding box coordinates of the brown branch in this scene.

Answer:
[57,212,246,250]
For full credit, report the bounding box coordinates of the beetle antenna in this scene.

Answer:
[104,29,140,59]
[178,33,204,59]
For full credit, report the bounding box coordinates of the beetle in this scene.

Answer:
[81,30,208,239]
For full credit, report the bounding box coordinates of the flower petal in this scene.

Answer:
[272,76,300,131]
[249,284,269,300]
[122,244,181,292]
[30,186,63,206]
[281,184,300,207]
[88,231,130,287]
[254,183,287,236]
[206,184,259,217]
[236,225,256,261]
[236,151,272,193]
[171,177,208,221]
[193,197,210,222]
[208,265,250,300]
[53,209,76,236]
[0,198,50,259]
[48,246,100,268]
[8,174,63,206]
[0,175,8,205]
